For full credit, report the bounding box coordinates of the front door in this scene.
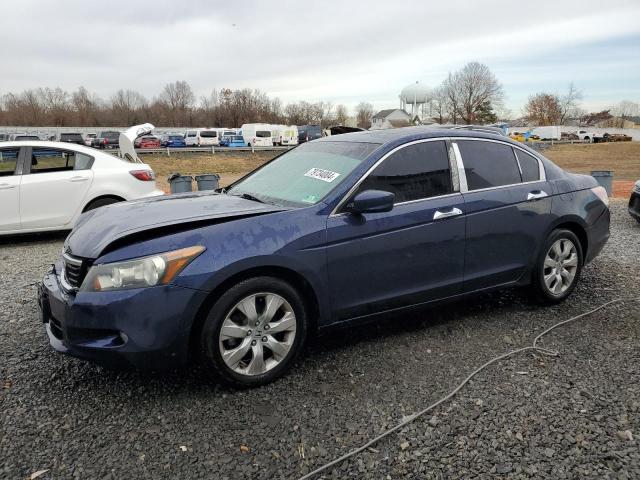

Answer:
[326,139,466,322]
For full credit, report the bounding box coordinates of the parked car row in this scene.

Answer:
[1,123,326,150]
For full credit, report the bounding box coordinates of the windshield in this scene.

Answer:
[169,135,183,140]
[227,141,378,207]
[200,131,217,137]
[256,131,270,138]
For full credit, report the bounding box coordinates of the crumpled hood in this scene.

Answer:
[65,191,287,259]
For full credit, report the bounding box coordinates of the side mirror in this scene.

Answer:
[349,190,395,214]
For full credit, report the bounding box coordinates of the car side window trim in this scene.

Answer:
[514,147,544,183]
[23,147,95,174]
[512,146,524,179]
[451,137,546,194]
[451,142,468,193]
[0,147,25,176]
[330,137,458,216]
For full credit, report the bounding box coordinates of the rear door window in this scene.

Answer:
[457,140,521,190]
[30,148,93,173]
[515,150,541,182]
[0,148,20,176]
[356,140,453,203]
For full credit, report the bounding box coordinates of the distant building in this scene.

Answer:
[370,109,412,130]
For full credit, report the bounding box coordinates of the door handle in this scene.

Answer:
[69,176,89,182]
[527,190,548,201]
[433,207,463,220]
[0,183,16,190]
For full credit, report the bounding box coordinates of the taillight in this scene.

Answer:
[591,186,609,207]
[130,170,155,181]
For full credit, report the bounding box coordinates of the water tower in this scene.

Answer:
[400,81,430,121]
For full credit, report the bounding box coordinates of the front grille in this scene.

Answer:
[62,253,88,289]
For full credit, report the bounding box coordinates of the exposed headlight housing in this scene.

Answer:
[80,246,205,292]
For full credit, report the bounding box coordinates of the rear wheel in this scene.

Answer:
[83,196,122,212]
[531,229,583,303]
[199,277,308,388]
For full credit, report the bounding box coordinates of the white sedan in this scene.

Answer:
[0,125,163,235]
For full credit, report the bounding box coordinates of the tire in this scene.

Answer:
[531,229,583,304]
[199,276,308,388]
[84,197,122,212]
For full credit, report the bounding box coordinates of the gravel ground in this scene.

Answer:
[1,200,639,480]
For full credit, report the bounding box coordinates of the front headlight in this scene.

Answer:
[80,246,205,292]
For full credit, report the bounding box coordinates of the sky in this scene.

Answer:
[2,0,639,117]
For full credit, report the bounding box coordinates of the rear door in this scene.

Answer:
[326,139,466,321]
[19,147,94,229]
[454,139,551,292]
[0,147,23,232]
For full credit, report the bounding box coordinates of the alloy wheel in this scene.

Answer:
[218,292,297,376]
[543,238,578,295]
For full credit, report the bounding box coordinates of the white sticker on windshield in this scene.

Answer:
[304,168,340,183]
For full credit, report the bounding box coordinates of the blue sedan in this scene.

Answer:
[160,134,187,148]
[38,127,610,387]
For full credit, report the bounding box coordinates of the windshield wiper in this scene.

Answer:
[234,192,267,204]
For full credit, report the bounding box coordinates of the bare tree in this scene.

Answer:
[335,104,349,125]
[442,73,460,124]
[71,87,100,126]
[558,82,582,124]
[159,80,195,126]
[430,86,448,124]
[444,62,504,124]
[524,93,562,125]
[611,100,640,118]
[40,87,70,126]
[110,89,147,126]
[355,102,374,129]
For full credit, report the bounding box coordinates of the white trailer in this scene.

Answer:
[531,126,562,141]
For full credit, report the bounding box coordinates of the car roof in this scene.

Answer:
[0,140,109,156]
[317,126,513,145]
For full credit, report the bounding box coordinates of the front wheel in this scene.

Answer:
[531,229,583,304]
[199,277,308,388]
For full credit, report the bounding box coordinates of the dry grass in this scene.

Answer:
[544,142,640,181]
[141,142,640,194]
[142,150,279,192]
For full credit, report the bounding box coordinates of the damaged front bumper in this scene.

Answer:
[37,263,208,370]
